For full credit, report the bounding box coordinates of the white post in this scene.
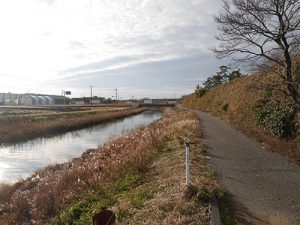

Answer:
[184,137,191,186]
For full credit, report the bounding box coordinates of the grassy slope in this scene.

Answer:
[0,109,219,225]
[113,116,218,224]
[182,73,300,163]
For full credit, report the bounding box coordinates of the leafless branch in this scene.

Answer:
[214,0,300,104]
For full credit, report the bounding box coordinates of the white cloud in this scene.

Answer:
[0,0,223,98]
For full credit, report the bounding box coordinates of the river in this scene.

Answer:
[0,110,162,183]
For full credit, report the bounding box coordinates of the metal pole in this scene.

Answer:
[61,90,64,105]
[184,137,191,186]
[185,143,190,186]
[90,85,93,106]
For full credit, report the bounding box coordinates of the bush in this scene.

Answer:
[196,187,211,204]
[222,103,229,112]
[195,85,207,97]
[253,88,297,138]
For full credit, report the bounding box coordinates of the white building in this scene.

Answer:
[0,93,23,105]
[44,96,54,105]
[143,99,153,104]
[21,95,39,105]
[37,96,46,105]
[0,93,69,106]
[74,101,85,105]
[20,94,69,105]
[91,99,101,104]
[167,101,177,105]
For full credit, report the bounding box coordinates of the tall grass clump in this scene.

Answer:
[0,183,14,204]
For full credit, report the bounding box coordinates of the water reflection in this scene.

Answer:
[0,110,162,183]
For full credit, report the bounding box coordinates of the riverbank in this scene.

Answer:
[0,107,145,145]
[0,108,219,225]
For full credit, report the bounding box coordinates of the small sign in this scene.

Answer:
[65,91,71,95]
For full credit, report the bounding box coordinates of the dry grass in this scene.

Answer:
[0,183,14,203]
[0,107,144,144]
[0,108,218,225]
[182,72,300,163]
[114,117,219,224]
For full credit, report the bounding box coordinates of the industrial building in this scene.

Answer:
[0,93,23,105]
[21,94,69,105]
[0,93,69,105]
[71,97,105,105]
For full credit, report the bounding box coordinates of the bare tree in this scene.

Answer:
[214,0,300,105]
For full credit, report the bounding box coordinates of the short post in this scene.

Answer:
[184,137,191,186]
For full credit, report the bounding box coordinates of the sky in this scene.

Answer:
[0,0,226,99]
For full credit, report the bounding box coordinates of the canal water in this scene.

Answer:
[0,110,162,183]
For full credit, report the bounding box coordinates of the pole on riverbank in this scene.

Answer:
[184,137,191,186]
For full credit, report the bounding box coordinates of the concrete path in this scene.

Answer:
[198,112,300,225]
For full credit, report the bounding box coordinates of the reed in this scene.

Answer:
[0,107,145,144]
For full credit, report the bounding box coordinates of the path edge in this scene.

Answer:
[210,196,223,225]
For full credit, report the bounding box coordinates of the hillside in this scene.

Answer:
[182,73,300,163]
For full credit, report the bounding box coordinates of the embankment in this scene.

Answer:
[0,109,219,225]
[182,73,300,162]
[0,107,145,145]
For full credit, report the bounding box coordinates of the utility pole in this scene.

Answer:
[115,88,118,101]
[90,85,93,106]
[61,90,64,105]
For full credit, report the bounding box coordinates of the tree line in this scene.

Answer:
[195,65,244,97]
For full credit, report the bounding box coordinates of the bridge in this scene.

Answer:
[138,103,176,107]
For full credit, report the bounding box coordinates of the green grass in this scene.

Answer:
[50,174,145,225]
[218,194,238,225]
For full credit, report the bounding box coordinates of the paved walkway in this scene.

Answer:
[198,112,300,225]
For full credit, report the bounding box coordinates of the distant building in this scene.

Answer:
[167,101,177,105]
[0,93,23,105]
[143,99,153,104]
[91,99,101,104]
[74,101,85,105]
[21,95,39,105]
[20,94,69,105]
[45,96,54,105]
[37,96,46,105]
[71,97,105,105]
